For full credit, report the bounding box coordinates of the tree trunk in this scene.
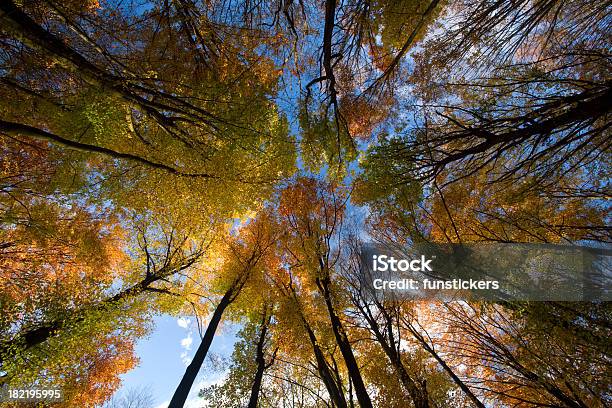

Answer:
[395,362,429,408]
[356,302,429,408]
[316,275,373,408]
[169,235,267,407]
[288,285,348,408]
[302,318,348,408]
[247,309,272,408]
[407,326,486,408]
[169,286,235,408]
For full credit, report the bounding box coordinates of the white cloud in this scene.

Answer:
[180,331,194,366]
[180,350,193,366]
[177,317,191,329]
[185,397,204,408]
[178,317,195,366]
[181,332,193,350]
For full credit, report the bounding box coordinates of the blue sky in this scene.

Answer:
[113,314,238,408]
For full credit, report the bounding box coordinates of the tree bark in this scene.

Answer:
[0,120,216,179]
[287,285,348,408]
[247,308,272,408]
[358,303,429,408]
[406,325,487,408]
[316,275,373,408]
[302,317,348,408]
[168,261,256,408]
[168,286,235,407]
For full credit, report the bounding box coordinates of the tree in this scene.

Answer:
[274,274,350,408]
[344,254,431,408]
[276,177,374,408]
[0,212,208,358]
[1,0,610,406]
[199,304,277,408]
[355,0,611,245]
[100,386,155,408]
[0,0,297,219]
[436,301,610,407]
[169,212,280,407]
[0,2,296,400]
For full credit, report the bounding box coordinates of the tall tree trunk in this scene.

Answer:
[169,286,235,408]
[288,287,348,408]
[284,279,348,407]
[358,303,429,408]
[247,308,272,408]
[169,225,273,407]
[316,275,373,408]
[406,325,487,408]
[302,318,348,408]
[395,363,428,408]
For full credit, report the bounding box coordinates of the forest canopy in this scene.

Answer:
[0,0,610,407]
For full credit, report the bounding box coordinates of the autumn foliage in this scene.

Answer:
[0,0,609,407]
